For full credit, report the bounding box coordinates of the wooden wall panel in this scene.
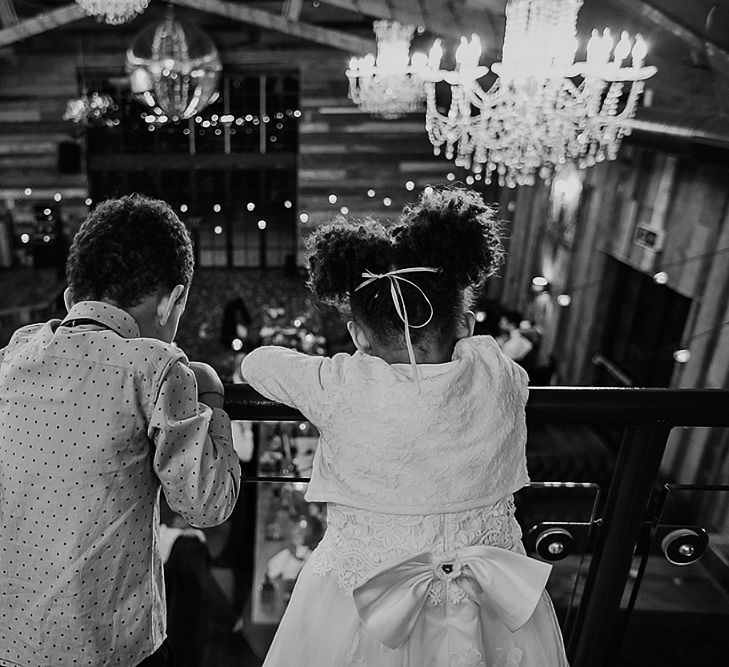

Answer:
[499,143,729,486]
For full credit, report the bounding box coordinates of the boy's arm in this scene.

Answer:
[148,359,241,528]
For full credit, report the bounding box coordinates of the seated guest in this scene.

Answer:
[0,195,241,667]
[497,309,534,362]
[221,294,254,351]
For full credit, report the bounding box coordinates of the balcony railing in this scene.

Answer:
[224,385,729,667]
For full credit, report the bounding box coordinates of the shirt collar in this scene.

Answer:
[63,301,140,339]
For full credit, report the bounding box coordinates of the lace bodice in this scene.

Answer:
[310,498,524,600]
[242,336,530,514]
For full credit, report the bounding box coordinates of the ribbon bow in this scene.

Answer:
[355,267,439,390]
[352,545,552,649]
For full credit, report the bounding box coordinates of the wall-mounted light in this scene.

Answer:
[531,276,550,293]
[673,349,691,363]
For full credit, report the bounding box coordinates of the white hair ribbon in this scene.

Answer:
[355,267,439,390]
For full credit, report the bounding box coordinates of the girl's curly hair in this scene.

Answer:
[66,194,194,308]
[306,187,504,348]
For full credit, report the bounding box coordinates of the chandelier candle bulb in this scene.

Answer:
[455,36,469,69]
[614,32,631,65]
[600,28,614,63]
[428,40,443,70]
[632,35,648,66]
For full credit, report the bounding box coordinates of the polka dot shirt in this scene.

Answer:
[0,301,241,667]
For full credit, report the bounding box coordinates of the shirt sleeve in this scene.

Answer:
[148,359,241,528]
[240,346,340,423]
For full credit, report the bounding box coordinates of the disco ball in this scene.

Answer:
[126,6,222,122]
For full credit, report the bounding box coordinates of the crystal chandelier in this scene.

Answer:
[425,0,657,187]
[126,6,222,122]
[346,20,428,119]
[76,0,150,25]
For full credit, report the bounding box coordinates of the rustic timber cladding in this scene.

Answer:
[497,142,729,488]
[0,47,88,227]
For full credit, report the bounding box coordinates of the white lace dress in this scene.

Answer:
[242,336,569,667]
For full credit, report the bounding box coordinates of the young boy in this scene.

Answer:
[0,195,241,667]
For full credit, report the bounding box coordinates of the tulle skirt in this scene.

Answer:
[262,558,569,667]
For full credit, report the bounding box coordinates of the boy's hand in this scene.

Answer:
[189,361,224,409]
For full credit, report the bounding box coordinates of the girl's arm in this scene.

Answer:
[240,345,341,423]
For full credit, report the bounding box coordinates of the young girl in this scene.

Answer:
[242,188,569,667]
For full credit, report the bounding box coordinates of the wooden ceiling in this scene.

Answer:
[2,1,728,52]
[0,1,728,122]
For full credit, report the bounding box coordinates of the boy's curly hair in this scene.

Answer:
[66,195,194,308]
[307,187,504,348]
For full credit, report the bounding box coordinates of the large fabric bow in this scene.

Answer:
[352,545,552,649]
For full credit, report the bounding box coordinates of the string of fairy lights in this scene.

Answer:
[13,174,728,370]
[141,108,303,138]
[14,181,456,242]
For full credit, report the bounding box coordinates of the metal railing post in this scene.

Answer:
[568,421,672,666]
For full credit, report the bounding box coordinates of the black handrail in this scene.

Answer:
[225,383,729,426]
[224,384,729,667]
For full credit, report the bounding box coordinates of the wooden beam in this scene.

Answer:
[169,0,375,54]
[610,0,729,59]
[0,3,85,48]
[320,0,502,47]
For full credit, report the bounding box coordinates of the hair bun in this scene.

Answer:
[394,187,504,287]
[306,217,393,304]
